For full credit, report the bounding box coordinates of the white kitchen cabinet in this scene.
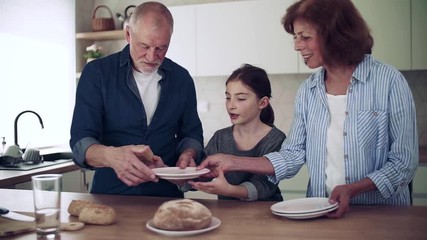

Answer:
[413,165,427,206]
[279,164,309,200]
[167,5,197,76]
[14,170,91,193]
[411,0,427,70]
[195,0,297,76]
[353,0,411,70]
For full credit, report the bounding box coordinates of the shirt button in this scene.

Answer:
[373,112,378,116]
[345,111,349,115]
[343,132,347,136]
[345,177,350,181]
[344,155,348,159]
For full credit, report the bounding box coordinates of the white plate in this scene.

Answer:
[152,167,210,180]
[270,197,338,214]
[146,217,221,237]
[272,204,338,219]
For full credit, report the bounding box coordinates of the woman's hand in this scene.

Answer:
[326,184,351,218]
[196,153,235,178]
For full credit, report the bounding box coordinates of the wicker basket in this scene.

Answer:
[92,5,115,32]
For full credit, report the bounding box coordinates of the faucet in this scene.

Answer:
[14,110,44,148]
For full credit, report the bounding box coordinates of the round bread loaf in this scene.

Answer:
[79,205,117,225]
[152,199,212,231]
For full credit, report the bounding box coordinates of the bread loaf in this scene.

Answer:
[67,200,117,225]
[152,199,212,231]
[68,200,97,217]
[79,205,117,225]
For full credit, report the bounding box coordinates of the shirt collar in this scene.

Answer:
[351,54,372,84]
[119,44,172,77]
[308,54,373,89]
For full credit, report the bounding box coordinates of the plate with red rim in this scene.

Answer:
[146,217,221,237]
[271,197,338,214]
[152,167,210,180]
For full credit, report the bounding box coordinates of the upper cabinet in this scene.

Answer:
[75,0,426,78]
[411,0,427,70]
[167,5,197,76]
[353,0,411,70]
[195,0,297,76]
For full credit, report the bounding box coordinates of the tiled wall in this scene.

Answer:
[195,70,427,147]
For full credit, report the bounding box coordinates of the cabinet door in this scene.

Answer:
[411,0,427,70]
[167,5,197,76]
[195,0,297,76]
[353,0,411,70]
[413,165,427,206]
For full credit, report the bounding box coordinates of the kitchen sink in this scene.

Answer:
[0,147,74,171]
[42,151,73,161]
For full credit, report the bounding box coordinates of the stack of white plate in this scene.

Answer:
[270,197,338,219]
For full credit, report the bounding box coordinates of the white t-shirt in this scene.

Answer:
[325,93,347,196]
[132,69,161,125]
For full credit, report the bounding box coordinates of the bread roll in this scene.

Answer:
[79,205,117,225]
[136,145,154,164]
[61,222,85,231]
[68,200,117,225]
[68,200,96,217]
[152,199,212,231]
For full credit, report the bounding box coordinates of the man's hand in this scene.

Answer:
[86,144,163,186]
[176,149,197,168]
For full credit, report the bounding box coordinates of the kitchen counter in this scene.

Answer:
[1,189,426,239]
[0,161,79,188]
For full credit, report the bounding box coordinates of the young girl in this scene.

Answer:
[190,64,286,201]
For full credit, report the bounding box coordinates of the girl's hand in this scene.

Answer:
[188,170,231,196]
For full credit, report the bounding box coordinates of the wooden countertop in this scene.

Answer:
[0,161,79,188]
[1,189,426,240]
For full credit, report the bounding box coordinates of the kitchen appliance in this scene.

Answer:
[116,5,135,29]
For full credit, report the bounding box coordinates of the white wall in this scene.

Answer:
[0,0,76,149]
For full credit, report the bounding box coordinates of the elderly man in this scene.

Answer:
[70,1,203,197]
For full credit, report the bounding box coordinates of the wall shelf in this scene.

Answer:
[75,30,125,41]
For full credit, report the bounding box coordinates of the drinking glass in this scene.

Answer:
[32,174,62,239]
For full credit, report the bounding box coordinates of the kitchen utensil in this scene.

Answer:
[152,167,210,180]
[3,145,22,158]
[116,5,136,29]
[0,207,35,222]
[146,217,221,237]
[0,155,23,167]
[270,197,338,214]
[22,148,42,164]
[32,174,62,238]
[0,217,35,237]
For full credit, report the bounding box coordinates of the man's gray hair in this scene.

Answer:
[129,1,174,31]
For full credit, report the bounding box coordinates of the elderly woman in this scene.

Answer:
[198,0,418,218]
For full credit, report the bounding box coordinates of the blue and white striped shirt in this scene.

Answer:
[266,55,418,205]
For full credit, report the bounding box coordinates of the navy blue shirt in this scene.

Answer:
[70,45,203,197]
